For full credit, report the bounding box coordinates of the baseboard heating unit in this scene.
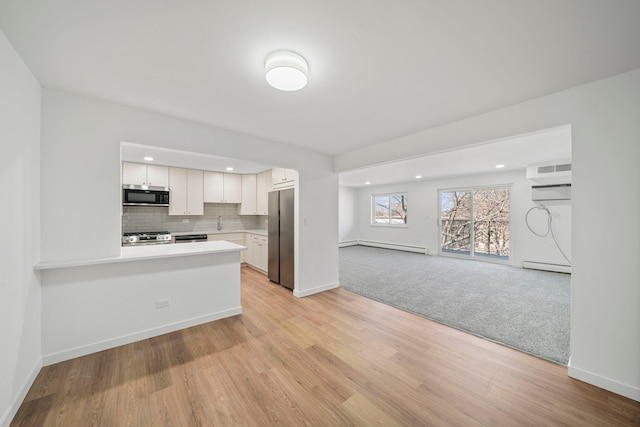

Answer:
[357,240,427,254]
[523,261,571,274]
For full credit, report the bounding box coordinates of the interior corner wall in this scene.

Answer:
[349,169,571,267]
[335,68,640,401]
[339,186,359,243]
[40,89,338,295]
[0,30,42,426]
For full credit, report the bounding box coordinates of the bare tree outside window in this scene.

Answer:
[440,187,509,260]
[440,190,471,253]
[373,193,408,225]
[473,188,510,257]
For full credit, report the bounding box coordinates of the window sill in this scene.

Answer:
[370,224,409,229]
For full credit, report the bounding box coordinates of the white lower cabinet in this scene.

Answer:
[207,233,246,263]
[245,233,268,272]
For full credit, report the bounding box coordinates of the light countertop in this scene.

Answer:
[35,240,246,270]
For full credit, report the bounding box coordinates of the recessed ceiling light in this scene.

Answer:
[495,164,505,168]
[226,167,234,171]
[265,50,308,91]
[365,181,371,185]
[415,175,422,179]
[143,156,154,161]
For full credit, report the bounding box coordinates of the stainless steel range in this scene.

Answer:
[122,231,172,246]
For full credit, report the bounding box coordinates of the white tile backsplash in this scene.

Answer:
[122,203,266,233]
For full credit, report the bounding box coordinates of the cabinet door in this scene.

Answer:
[223,174,242,203]
[239,174,257,215]
[245,234,255,266]
[256,236,268,271]
[168,167,188,215]
[256,171,269,215]
[187,169,204,215]
[146,165,169,187]
[271,167,286,184]
[272,167,297,189]
[203,171,224,202]
[122,162,147,185]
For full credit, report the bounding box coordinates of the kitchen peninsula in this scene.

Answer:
[35,240,245,365]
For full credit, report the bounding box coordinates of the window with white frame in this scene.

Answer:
[372,193,408,225]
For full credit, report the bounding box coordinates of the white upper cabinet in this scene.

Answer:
[271,167,297,190]
[223,174,242,203]
[256,170,271,215]
[204,171,242,203]
[239,174,257,215]
[203,171,224,202]
[168,167,203,215]
[122,162,169,187]
[145,165,169,187]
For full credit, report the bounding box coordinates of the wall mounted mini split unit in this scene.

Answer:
[526,161,572,201]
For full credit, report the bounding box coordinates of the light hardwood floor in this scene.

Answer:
[12,267,640,426]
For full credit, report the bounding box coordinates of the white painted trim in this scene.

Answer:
[0,358,42,427]
[294,282,340,298]
[523,260,572,274]
[338,240,358,248]
[357,240,427,254]
[42,307,242,366]
[568,362,640,402]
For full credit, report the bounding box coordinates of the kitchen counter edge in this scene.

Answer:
[34,240,246,270]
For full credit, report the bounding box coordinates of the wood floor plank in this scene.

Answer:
[11,266,640,426]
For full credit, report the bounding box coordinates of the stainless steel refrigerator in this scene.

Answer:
[268,188,294,290]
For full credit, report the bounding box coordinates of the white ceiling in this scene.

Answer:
[1,1,639,158]
[339,125,571,187]
[121,142,272,175]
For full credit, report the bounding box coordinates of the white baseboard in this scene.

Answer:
[568,361,640,402]
[294,281,340,298]
[1,358,42,427]
[42,307,242,366]
[338,240,358,248]
[356,240,427,254]
[523,260,572,274]
[246,264,267,275]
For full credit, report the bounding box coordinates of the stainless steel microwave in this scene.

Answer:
[122,184,170,206]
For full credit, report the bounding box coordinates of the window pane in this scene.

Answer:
[390,194,408,224]
[374,195,389,223]
[473,188,510,258]
[440,190,471,254]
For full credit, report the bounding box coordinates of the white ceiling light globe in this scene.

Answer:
[265,50,308,91]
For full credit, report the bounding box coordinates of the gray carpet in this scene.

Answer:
[339,246,570,365]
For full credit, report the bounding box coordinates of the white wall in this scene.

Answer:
[338,186,359,243]
[335,69,640,401]
[345,169,572,267]
[40,89,339,296]
[0,30,41,426]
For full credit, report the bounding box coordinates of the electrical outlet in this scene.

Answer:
[182,219,189,223]
[155,299,170,309]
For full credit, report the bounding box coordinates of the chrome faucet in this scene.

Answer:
[217,215,223,230]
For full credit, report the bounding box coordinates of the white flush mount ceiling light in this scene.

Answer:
[265,50,308,91]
